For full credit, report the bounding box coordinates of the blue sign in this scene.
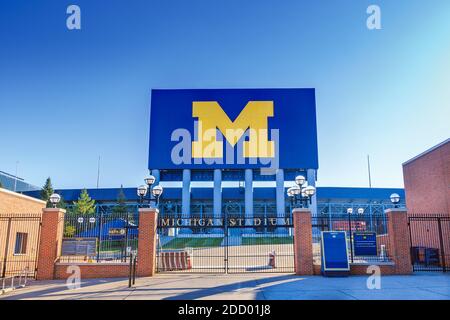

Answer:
[148,89,318,170]
[353,232,377,256]
[321,231,350,273]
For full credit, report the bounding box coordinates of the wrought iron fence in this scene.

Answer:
[156,213,294,273]
[312,212,392,265]
[0,213,42,278]
[60,211,139,263]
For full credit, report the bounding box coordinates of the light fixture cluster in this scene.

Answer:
[137,174,164,208]
[287,175,316,208]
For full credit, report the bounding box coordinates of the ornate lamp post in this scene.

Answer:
[347,207,354,263]
[139,175,163,208]
[151,185,163,208]
[137,185,148,208]
[49,193,61,208]
[144,175,156,203]
[287,175,316,209]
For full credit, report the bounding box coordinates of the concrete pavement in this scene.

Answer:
[1,273,449,300]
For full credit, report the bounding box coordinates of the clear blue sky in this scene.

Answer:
[0,0,449,190]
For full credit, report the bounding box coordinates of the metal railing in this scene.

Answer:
[156,213,295,273]
[408,214,449,272]
[60,211,139,263]
[0,213,42,278]
[1,268,30,295]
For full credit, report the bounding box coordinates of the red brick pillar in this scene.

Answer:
[36,208,65,280]
[386,208,413,274]
[137,208,158,277]
[293,208,313,275]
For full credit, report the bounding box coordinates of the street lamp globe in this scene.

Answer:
[347,208,353,214]
[49,193,61,208]
[152,185,163,197]
[304,186,316,197]
[137,185,148,197]
[390,193,400,204]
[287,187,294,197]
[357,208,364,214]
[144,175,156,186]
[295,175,306,186]
[291,185,301,195]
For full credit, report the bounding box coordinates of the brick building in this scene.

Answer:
[403,138,450,215]
[0,188,45,277]
[403,139,450,270]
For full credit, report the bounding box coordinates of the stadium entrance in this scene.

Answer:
[156,213,295,273]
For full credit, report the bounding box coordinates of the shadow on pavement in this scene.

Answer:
[0,277,129,300]
[160,274,301,300]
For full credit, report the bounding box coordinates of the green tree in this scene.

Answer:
[72,189,96,215]
[40,177,54,208]
[112,185,128,214]
[64,222,76,237]
[58,195,68,210]
[0,180,3,188]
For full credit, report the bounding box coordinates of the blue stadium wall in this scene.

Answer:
[23,186,406,217]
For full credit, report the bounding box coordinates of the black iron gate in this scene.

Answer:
[0,214,42,278]
[156,214,294,273]
[408,215,449,272]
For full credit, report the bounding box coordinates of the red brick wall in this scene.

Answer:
[36,208,65,280]
[403,140,449,269]
[136,208,158,277]
[54,263,129,279]
[350,264,396,275]
[293,208,313,275]
[403,140,450,215]
[386,209,413,274]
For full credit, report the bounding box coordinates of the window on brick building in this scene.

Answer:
[14,232,28,254]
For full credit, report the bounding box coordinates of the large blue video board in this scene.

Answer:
[148,89,318,170]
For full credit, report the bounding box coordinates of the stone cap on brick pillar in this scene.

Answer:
[292,208,311,213]
[384,208,407,214]
[42,208,66,213]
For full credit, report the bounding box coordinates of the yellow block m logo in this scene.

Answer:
[192,101,275,158]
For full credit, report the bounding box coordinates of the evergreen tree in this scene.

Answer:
[58,195,68,210]
[0,180,3,188]
[112,185,128,214]
[40,177,54,208]
[72,189,96,215]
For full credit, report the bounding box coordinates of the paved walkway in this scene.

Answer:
[1,273,449,300]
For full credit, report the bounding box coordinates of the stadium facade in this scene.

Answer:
[24,88,405,232]
[0,171,39,193]
[25,186,405,219]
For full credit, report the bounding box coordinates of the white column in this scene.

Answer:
[213,169,222,233]
[307,169,317,217]
[245,169,253,232]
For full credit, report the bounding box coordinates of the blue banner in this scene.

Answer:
[353,232,377,256]
[321,231,350,272]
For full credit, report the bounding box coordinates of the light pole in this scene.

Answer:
[390,193,400,208]
[49,193,61,208]
[151,185,163,208]
[347,207,354,263]
[144,175,156,205]
[140,175,163,209]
